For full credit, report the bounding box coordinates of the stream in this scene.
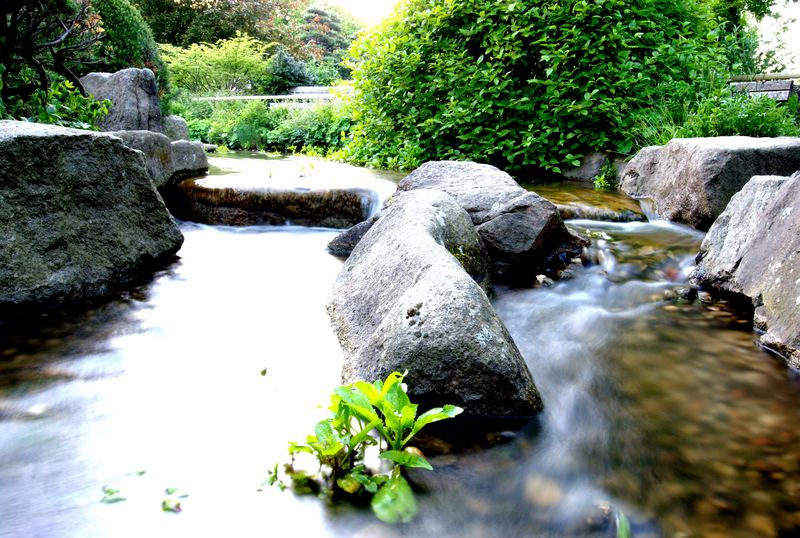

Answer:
[2,155,800,537]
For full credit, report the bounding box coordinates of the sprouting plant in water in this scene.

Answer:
[274,371,462,523]
[615,508,632,538]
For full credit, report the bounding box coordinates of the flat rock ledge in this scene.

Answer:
[0,120,183,307]
[620,137,800,230]
[168,178,376,228]
[331,161,584,283]
[328,189,542,421]
[691,172,800,366]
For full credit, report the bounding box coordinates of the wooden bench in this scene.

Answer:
[728,73,800,102]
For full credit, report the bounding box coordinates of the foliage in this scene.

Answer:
[1,0,104,101]
[305,59,343,85]
[161,35,272,94]
[173,90,353,153]
[267,101,353,151]
[4,80,110,130]
[277,371,462,523]
[593,160,618,192]
[676,90,800,138]
[153,0,311,55]
[301,4,361,78]
[132,0,200,45]
[92,0,168,89]
[267,49,312,94]
[161,38,314,95]
[345,0,728,174]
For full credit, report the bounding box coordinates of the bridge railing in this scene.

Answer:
[192,86,353,106]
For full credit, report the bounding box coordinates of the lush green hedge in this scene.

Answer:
[170,93,353,153]
[344,0,728,173]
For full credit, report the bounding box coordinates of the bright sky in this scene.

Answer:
[326,0,399,27]
[756,1,800,70]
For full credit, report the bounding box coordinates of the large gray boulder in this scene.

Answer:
[108,131,208,190]
[0,120,183,307]
[691,172,800,365]
[620,137,800,230]
[327,189,542,418]
[397,161,581,282]
[162,115,189,141]
[81,68,162,132]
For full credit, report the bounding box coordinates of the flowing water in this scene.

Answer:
[2,157,800,537]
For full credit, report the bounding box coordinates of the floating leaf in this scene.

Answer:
[101,486,126,504]
[371,475,417,524]
[162,498,182,513]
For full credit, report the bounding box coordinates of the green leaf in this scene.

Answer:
[335,385,380,423]
[101,486,126,504]
[314,421,344,456]
[371,475,418,524]
[337,474,363,494]
[354,380,382,405]
[162,498,182,513]
[407,405,463,442]
[380,450,433,470]
[384,380,411,413]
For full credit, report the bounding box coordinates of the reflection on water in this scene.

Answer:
[202,153,403,200]
[0,224,350,538]
[3,175,800,537]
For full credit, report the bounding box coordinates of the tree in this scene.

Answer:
[1,0,104,100]
[141,0,313,53]
[92,0,167,88]
[346,0,730,173]
[301,4,361,79]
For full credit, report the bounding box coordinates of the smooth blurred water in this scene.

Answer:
[3,161,800,537]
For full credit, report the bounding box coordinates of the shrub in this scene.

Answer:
[160,35,272,94]
[92,0,168,90]
[676,90,800,138]
[172,92,354,153]
[268,101,353,152]
[5,80,110,130]
[345,0,728,174]
[266,49,312,94]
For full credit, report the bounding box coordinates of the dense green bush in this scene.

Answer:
[172,90,353,153]
[161,36,272,94]
[677,91,800,138]
[267,50,312,94]
[4,80,110,129]
[92,0,168,89]
[345,0,728,173]
[268,101,353,151]
[161,38,314,95]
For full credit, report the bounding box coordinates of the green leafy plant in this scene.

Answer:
[593,160,618,192]
[675,89,800,138]
[278,371,462,523]
[7,80,110,130]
